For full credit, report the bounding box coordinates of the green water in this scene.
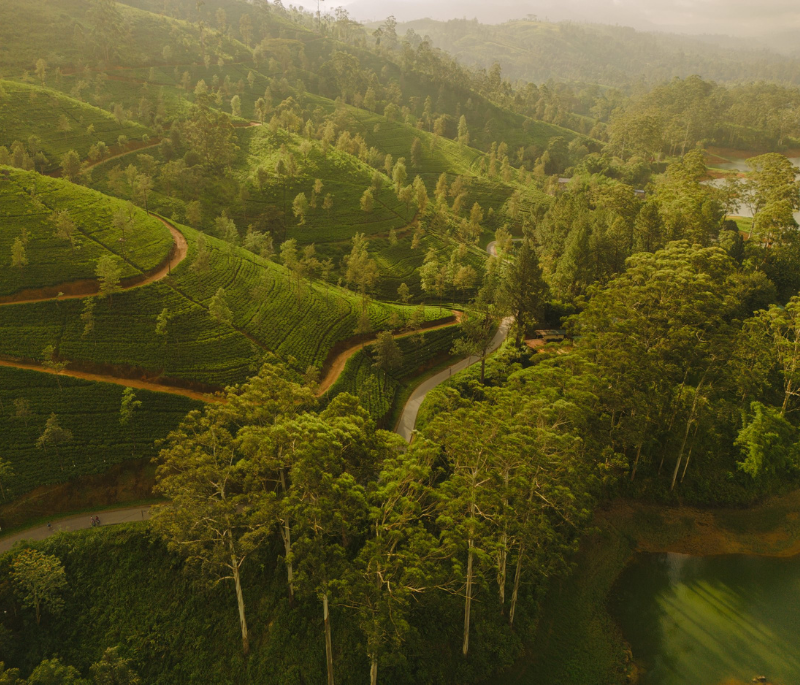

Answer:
[609,553,800,685]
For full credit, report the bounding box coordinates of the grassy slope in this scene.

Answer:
[0,80,152,165]
[0,166,173,296]
[0,223,442,386]
[0,366,199,502]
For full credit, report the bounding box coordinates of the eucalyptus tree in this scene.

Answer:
[570,241,741,487]
[285,397,376,685]
[152,404,262,656]
[345,441,441,685]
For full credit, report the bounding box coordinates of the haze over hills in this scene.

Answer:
[339,0,800,44]
[3,0,800,684]
[391,17,800,87]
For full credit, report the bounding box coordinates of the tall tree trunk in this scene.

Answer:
[480,356,486,384]
[231,553,250,655]
[497,531,508,611]
[280,520,294,601]
[680,423,700,484]
[279,469,295,602]
[782,378,793,417]
[498,471,509,608]
[630,442,643,481]
[671,386,702,491]
[463,536,474,657]
[370,654,378,685]
[498,529,508,608]
[323,592,335,685]
[660,374,688,475]
[509,543,524,629]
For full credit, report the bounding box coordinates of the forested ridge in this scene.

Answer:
[2,0,800,683]
[397,17,800,87]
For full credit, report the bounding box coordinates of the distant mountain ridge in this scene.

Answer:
[392,17,800,87]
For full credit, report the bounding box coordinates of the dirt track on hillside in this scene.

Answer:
[316,312,461,396]
[0,217,186,306]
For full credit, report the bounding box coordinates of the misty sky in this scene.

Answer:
[329,0,800,38]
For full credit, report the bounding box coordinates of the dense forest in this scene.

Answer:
[1,1,800,684]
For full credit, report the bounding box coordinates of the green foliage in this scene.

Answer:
[10,548,67,625]
[90,647,140,685]
[26,658,86,685]
[736,401,799,478]
[0,167,172,296]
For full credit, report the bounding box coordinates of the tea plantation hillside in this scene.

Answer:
[0,166,173,296]
[0,80,152,169]
[0,0,249,69]
[0,365,200,504]
[86,100,543,300]
[0,0,581,526]
[0,222,443,387]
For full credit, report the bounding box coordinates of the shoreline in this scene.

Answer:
[599,488,800,559]
[503,489,800,684]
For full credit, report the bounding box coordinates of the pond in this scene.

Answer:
[609,552,800,685]
[710,157,800,174]
[705,157,800,223]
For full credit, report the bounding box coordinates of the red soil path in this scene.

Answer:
[0,216,187,306]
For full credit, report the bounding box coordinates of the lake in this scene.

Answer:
[609,552,800,685]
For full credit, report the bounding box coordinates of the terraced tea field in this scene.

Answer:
[0,80,152,166]
[0,365,199,501]
[0,167,173,296]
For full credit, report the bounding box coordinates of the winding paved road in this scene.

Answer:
[393,239,517,442]
[394,317,513,442]
[0,506,152,554]
[486,238,522,258]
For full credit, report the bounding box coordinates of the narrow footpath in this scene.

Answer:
[0,217,187,306]
[0,218,216,401]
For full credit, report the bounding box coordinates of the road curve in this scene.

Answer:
[486,238,523,258]
[393,239,519,441]
[317,313,462,396]
[0,506,153,554]
[394,317,513,442]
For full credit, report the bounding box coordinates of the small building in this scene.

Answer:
[526,329,568,350]
[534,329,567,343]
